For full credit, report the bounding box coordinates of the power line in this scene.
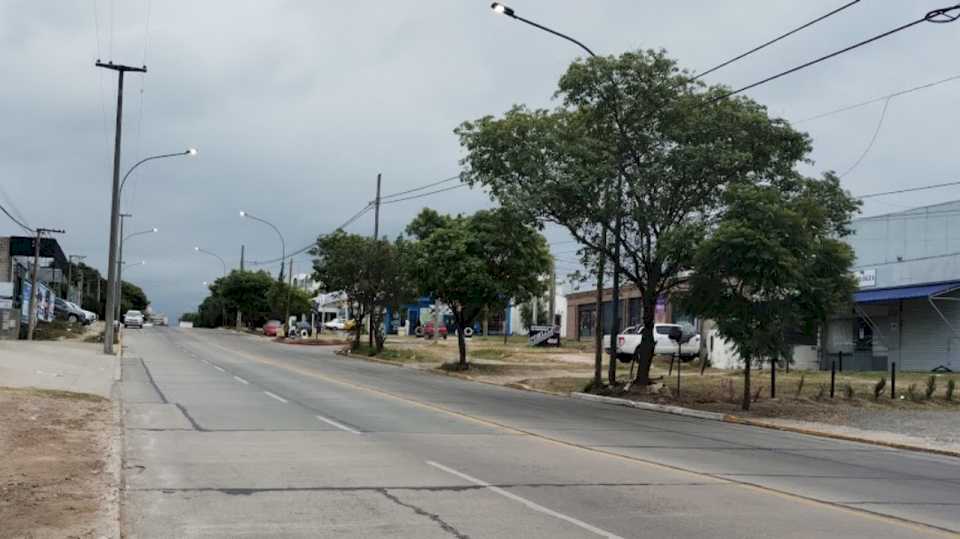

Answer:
[247,204,373,266]
[0,201,34,234]
[856,179,960,199]
[839,97,892,178]
[694,0,861,81]
[708,4,960,104]
[380,174,461,200]
[379,184,468,205]
[795,72,960,123]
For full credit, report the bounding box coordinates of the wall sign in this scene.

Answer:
[855,269,877,288]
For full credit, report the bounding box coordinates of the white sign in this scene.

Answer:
[0,282,13,298]
[0,298,12,310]
[856,269,877,288]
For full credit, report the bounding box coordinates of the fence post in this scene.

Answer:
[830,360,836,399]
[838,351,843,373]
[891,361,896,399]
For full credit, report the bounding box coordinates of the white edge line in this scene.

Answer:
[315,415,361,434]
[263,391,288,403]
[212,365,225,372]
[426,460,623,539]
[233,376,249,385]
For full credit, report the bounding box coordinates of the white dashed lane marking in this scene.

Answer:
[233,376,249,385]
[263,391,288,403]
[315,415,361,434]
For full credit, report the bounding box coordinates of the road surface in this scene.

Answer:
[121,327,960,538]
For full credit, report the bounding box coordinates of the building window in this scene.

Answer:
[578,304,595,339]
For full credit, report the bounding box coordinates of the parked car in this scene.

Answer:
[54,298,87,324]
[423,320,448,339]
[123,310,145,329]
[80,307,98,324]
[323,318,355,331]
[263,320,282,336]
[602,323,701,363]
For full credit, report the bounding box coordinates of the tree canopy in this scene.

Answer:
[457,48,815,385]
[683,174,859,410]
[411,207,551,368]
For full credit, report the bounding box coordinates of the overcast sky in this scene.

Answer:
[1,1,958,318]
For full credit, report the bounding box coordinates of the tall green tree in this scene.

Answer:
[457,48,811,386]
[311,232,416,351]
[684,174,859,410]
[219,270,275,328]
[413,208,551,369]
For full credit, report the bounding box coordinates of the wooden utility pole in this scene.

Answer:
[237,244,244,329]
[27,228,65,340]
[97,60,146,355]
[370,173,381,347]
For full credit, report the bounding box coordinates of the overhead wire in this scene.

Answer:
[856,179,960,199]
[707,4,960,104]
[380,174,461,200]
[693,0,861,81]
[0,201,34,234]
[795,72,960,123]
[838,97,892,178]
[379,184,468,205]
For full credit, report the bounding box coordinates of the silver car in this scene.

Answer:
[123,310,145,329]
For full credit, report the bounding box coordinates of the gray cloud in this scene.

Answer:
[1,1,958,318]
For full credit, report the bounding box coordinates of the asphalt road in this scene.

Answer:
[121,327,960,538]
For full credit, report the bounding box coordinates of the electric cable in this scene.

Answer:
[856,179,960,199]
[380,174,461,200]
[839,97,891,178]
[708,4,960,104]
[694,0,861,81]
[0,201,34,234]
[379,184,468,205]
[796,72,960,123]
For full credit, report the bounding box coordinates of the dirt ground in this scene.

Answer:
[0,387,115,538]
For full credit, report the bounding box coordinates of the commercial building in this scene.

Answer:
[822,200,960,372]
[0,235,69,339]
[564,284,689,341]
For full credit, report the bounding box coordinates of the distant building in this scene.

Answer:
[823,200,960,372]
[0,235,69,339]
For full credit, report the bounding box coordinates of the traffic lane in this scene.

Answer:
[126,330,321,431]
[183,329,960,533]
[173,330,505,436]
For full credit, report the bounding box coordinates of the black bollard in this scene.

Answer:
[891,361,897,399]
[830,360,836,399]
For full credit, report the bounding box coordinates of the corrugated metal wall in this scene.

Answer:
[900,298,958,371]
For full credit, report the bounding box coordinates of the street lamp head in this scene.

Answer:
[186,147,198,156]
[152,228,159,233]
[194,246,201,251]
[239,211,247,218]
[491,2,515,16]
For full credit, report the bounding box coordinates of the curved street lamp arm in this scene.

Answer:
[242,213,286,264]
[504,12,596,57]
[196,248,228,277]
[123,229,158,243]
[120,150,194,194]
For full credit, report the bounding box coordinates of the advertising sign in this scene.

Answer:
[21,280,56,323]
[855,269,877,288]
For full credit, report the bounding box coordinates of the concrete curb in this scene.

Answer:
[571,392,727,421]
[109,372,124,538]
[572,392,960,458]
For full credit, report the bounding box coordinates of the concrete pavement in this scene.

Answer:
[119,327,960,538]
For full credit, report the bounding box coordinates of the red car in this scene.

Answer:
[263,320,282,336]
[423,320,448,339]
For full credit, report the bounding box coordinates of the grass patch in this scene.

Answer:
[351,344,431,363]
[32,321,84,341]
[469,348,513,361]
[0,387,108,403]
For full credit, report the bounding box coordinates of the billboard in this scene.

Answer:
[21,280,56,323]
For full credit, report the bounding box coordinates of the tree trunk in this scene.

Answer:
[456,308,468,369]
[593,245,607,390]
[742,356,752,411]
[633,291,658,386]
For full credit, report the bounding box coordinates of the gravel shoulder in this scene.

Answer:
[0,387,116,538]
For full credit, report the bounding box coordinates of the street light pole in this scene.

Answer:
[117,227,158,322]
[240,211,286,281]
[26,227,65,340]
[97,60,146,354]
[490,3,624,383]
[195,246,229,327]
[115,213,133,322]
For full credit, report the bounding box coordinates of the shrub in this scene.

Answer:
[752,384,763,403]
[925,376,937,400]
[843,383,855,400]
[795,374,805,398]
[720,378,736,402]
[873,377,886,400]
[948,379,956,402]
[907,384,921,402]
[816,384,826,400]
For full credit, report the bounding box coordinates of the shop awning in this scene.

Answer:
[854,281,960,304]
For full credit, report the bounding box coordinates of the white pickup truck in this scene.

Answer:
[602,323,701,363]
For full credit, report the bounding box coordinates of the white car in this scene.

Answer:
[123,310,145,329]
[323,318,346,330]
[602,323,701,363]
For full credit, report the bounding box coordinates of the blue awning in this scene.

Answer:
[854,281,960,304]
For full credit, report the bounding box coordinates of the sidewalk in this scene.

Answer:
[0,340,116,397]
